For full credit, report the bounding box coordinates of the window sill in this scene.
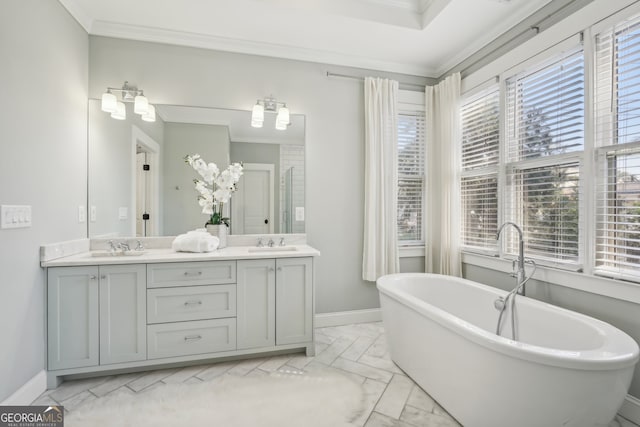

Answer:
[462,252,640,305]
[399,246,425,258]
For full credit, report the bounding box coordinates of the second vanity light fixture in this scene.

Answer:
[251,96,290,130]
[101,81,156,122]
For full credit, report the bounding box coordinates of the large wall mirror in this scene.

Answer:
[88,99,305,237]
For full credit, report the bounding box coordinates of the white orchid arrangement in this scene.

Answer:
[185,154,243,226]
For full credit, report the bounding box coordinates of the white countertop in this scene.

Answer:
[41,245,320,267]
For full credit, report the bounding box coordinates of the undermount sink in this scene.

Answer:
[90,250,147,257]
[247,246,298,253]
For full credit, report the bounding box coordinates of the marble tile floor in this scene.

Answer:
[32,322,638,427]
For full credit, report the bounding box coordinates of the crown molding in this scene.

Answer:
[57,0,92,32]
[363,0,422,12]
[90,21,437,78]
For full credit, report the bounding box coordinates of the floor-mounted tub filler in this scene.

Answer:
[377,273,639,427]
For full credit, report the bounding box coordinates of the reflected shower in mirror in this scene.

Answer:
[87,100,305,238]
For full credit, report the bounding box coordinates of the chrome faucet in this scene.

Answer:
[279,237,285,247]
[496,222,526,295]
[257,238,264,247]
[108,240,118,253]
[118,242,131,252]
[268,238,275,247]
[135,240,145,251]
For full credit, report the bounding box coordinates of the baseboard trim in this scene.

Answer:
[1,370,47,406]
[619,394,640,425]
[315,308,382,328]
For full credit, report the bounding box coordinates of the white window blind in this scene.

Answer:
[461,174,498,249]
[506,50,585,161]
[506,163,580,262]
[595,16,640,147]
[397,111,425,244]
[461,90,499,251]
[596,150,640,278]
[595,15,640,279]
[504,49,584,265]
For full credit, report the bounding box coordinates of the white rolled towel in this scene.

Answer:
[172,231,220,253]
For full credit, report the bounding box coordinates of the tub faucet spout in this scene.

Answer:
[496,222,525,296]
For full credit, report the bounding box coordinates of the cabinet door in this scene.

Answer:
[236,259,275,349]
[99,265,147,365]
[276,258,313,345]
[47,267,99,370]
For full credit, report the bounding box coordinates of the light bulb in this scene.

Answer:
[134,94,149,115]
[111,101,126,120]
[276,106,290,127]
[141,104,156,122]
[251,118,264,128]
[251,103,264,123]
[101,91,117,113]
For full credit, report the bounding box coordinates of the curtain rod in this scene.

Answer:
[326,71,426,90]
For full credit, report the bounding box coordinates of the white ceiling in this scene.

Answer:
[60,0,554,78]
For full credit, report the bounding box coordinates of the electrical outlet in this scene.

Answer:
[78,206,86,223]
[1,205,32,229]
[295,207,305,221]
[119,207,128,220]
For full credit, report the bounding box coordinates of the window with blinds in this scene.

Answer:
[504,48,584,265]
[397,111,425,244]
[595,15,640,278]
[461,90,499,251]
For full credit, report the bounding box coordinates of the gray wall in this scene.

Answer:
[463,263,640,398]
[0,1,88,402]
[163,123,230,235]
[89,36,431,313]
[230,142,281,233]
[88,99,165,237]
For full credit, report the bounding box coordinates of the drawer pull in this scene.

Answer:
[184,334,202,342]
[184,271,203,277]
[184,300,203,307]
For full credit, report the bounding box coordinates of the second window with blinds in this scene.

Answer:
[461,47,586,269]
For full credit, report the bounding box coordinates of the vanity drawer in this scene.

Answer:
[147,318,236,359]
[147,284,236,324]
[147,261,236,288]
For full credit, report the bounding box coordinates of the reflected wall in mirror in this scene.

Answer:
[88,100,305,237]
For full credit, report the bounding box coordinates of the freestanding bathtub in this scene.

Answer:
[377,273,639,427]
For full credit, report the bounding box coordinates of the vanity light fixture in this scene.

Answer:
[101,81,156,122]
[250,96,290,130]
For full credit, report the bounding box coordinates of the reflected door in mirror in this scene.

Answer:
[232,163,274,234]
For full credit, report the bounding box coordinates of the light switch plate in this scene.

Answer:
[295,207,305,221]
[1,205,32,229]
[78,206,86,223]
[119,207,128,220]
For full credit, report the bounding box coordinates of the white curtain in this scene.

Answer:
[425,73,462,276]
[362,77,399,281]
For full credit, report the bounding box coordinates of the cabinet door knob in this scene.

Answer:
[269,267,275,272]
[277,267,282,272]
[184,271,203,277]
[101,275,107,280]
[89,275,97,280]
